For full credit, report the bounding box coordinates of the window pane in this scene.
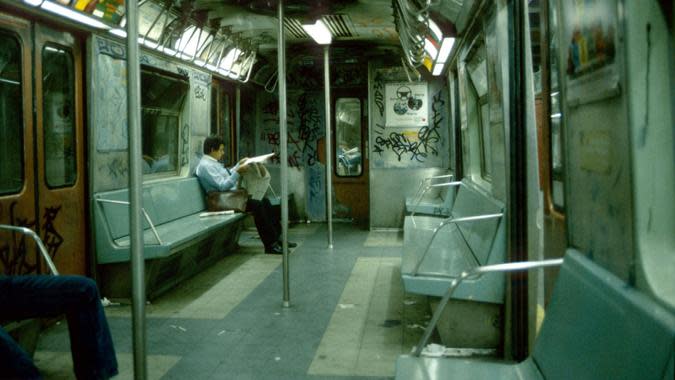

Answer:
[43,45,76,188]
[549,1,565,210]
[141,68,187,175]
[0,33,24,195]
[141,111,179,174]
[335,98,362,177]
[479,101,492,179]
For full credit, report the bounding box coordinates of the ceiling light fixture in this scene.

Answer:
[302,20,332,45]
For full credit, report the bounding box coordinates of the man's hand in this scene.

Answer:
[238,163,250,173]
[236,157,250,173]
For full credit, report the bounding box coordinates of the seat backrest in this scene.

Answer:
[439,184,457,212]
[533,248,675,380]
[95,177,206,240]
[450,182,504,265]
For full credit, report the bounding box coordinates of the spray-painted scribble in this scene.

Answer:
[0,202,38,275]
[0,202,62,275]
[181,124,190,166]
[194,85,206,101]
[260,93,322,167]
[372,90,445,162]
[41,206,63,261]
[106,157,127,179]
[333,64,366,87]
[373,79,385,117]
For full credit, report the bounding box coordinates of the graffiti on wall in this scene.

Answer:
[0,202,62,275]
[305,164,326,221]
[259,92,324,167]
[371,70,448,167]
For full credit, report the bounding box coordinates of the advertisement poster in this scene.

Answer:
[385,82,428,127]
[562,0,620,105]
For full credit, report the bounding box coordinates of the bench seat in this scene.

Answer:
[401,181,505,304]
[396,249,675,379]
[396,357,540,380]
[404,174,457,217]
[93,177,245,299]
[110,211,244,262]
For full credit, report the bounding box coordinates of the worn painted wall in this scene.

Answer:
[559,0,635,280]
[89,35,211,193]
[625,1,675,309]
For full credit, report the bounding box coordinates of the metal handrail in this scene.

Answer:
[413,257,564,357]
[410,178,462,224]
[411,212,504,276]
[96,198,163,245]
[411,174,454,203]
[0,224,59,275]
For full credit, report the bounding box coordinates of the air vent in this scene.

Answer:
[321,14,354,38]
[284,18,308,39]
[284,14,356,40]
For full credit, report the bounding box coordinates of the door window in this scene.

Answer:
[0,32,24,195]
[42,44,76,188]
[335,98,362,177]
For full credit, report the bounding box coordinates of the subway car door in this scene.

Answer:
[34,24,86,276]
[0,14,87,276]
[0,14,38,275]
[332,92,369,225]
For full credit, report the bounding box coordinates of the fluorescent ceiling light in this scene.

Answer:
[220,48,242,71]
[110,28,126,38]
[41,1,110,30]
[432,62,444,76]
[424,38,438,60]
[428,19,442,42]
[24,0,43,6]
[302,20,332,45]
[142,40,159,49]
[436,37,455,64]
[161,46,177,55]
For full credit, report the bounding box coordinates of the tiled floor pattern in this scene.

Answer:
[363,230,404,247]
[34,351,180,380]
[34,223,429,379]
[308,257,427,377]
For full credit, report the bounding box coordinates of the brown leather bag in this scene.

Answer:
[206,189,249,212]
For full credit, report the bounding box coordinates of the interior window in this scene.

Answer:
[141,68,188,175]
[0,32,24,195]
[464,39,491,182]
[335,98,362,177]
[42,44,76,188]
[548,2,565,210]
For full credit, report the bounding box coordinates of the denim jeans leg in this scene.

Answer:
[0,275,118,379]
[0,326,42,379]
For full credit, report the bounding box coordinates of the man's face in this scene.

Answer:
[211,144,225,161]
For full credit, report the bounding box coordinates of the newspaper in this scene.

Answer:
[242,152,275,165]
[240,162,271,200]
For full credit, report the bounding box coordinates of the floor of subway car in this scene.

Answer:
[33,223,430,379]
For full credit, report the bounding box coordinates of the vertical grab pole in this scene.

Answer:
[324,45,333,248]
[236,85,241,159]
[125,0,147,378]
[278,0,290,307]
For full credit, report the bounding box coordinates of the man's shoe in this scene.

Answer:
[278,240,297,248]
[265,243,283,255]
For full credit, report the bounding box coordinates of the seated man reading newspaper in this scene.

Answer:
[195,135,295,255]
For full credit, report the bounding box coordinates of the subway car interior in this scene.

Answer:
[0,0,673,378]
